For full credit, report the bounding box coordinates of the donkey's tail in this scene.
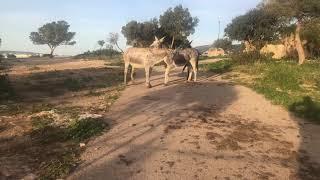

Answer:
[182,63,188,72]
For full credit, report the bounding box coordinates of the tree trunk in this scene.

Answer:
[115,43,124,53]
[48,45,55,58]
[171,36,175,49]
[295,21,306,65]
[50,48,54,58]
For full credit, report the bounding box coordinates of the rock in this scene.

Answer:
[80,143,86,147]
[78,113,103,120]
[28,110,67,126]
[22,173,38,180]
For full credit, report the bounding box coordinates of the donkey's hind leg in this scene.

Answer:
[124,62,129,85]
[130,66,135,83]
[190,59,198,82]
[187,65,193,82]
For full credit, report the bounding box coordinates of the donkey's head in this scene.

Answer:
[150,36,165,48]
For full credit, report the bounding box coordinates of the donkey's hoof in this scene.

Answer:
[146,84,152,88]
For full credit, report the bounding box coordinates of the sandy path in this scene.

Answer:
[68,67,320,180]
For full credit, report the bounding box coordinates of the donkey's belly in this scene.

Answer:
[130,63,145,68]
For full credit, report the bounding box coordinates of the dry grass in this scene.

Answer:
[0,57,124,179]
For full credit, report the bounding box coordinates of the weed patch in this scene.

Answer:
[68,118,106,141]
[289,97,320,123]
[28,112,107,179]
[39,151,79,180]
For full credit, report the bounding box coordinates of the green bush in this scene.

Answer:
[289,96,320,123]
[201,60,234,74]
[7,54,16,59]
[74,49,121,60]
[231,51,273,64]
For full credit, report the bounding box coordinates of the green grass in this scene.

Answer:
[39,151,79,180]
[30,110,108,179]
[204,60,320,123]
[68,118,106,141]
[200,59,234,74]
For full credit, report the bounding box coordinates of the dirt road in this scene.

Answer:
[69,66,320,180]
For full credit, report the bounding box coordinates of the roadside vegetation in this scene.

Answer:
[74,48,121,61]
[202,58,320,123]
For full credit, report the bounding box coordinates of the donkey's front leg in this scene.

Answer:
[164,66,172,86]
[145,66,152,88]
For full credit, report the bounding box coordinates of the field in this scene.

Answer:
[0,57,124,179]
[0,57,320,180]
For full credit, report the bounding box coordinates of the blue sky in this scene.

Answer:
[0,0,260,55]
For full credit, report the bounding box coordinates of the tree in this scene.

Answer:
[212,38,233,51]
[121,18,160,47]
[225,8,279,50]
[159,5,199,48]
[302,18,320,58]
[107,32,123,53]
[0,38,2,62]
[121,5,199,48]
[30,20,76,57]
[105,44,114,58]
[97,40,105,50]
[263,0,320,64]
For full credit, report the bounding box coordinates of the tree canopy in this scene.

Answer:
[302,18,320,57]
[121,18,159,47]
[225,8,278,49]
[30,20,76,57]
[262,0,320,64]
[212,38,233,51]
[107,32,123,53]
[121,5,199,48]
[97,40,105,49]
[159,5,199,48]
[225,0,320,64]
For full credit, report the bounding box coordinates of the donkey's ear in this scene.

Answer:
[160,36,166,43]
[155,36,159,41]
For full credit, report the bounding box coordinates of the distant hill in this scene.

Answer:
[0,51,41,55]
[194,45,212,54]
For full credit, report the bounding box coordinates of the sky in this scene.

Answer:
[0,0,261,55]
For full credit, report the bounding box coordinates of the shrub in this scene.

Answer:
[0,74,15,101]
[201,59,234,74]
[7,54,16,59]
[231,51,273,64]
[289,96,320,123]
[43,54,54,58]
[74,49,121,60]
